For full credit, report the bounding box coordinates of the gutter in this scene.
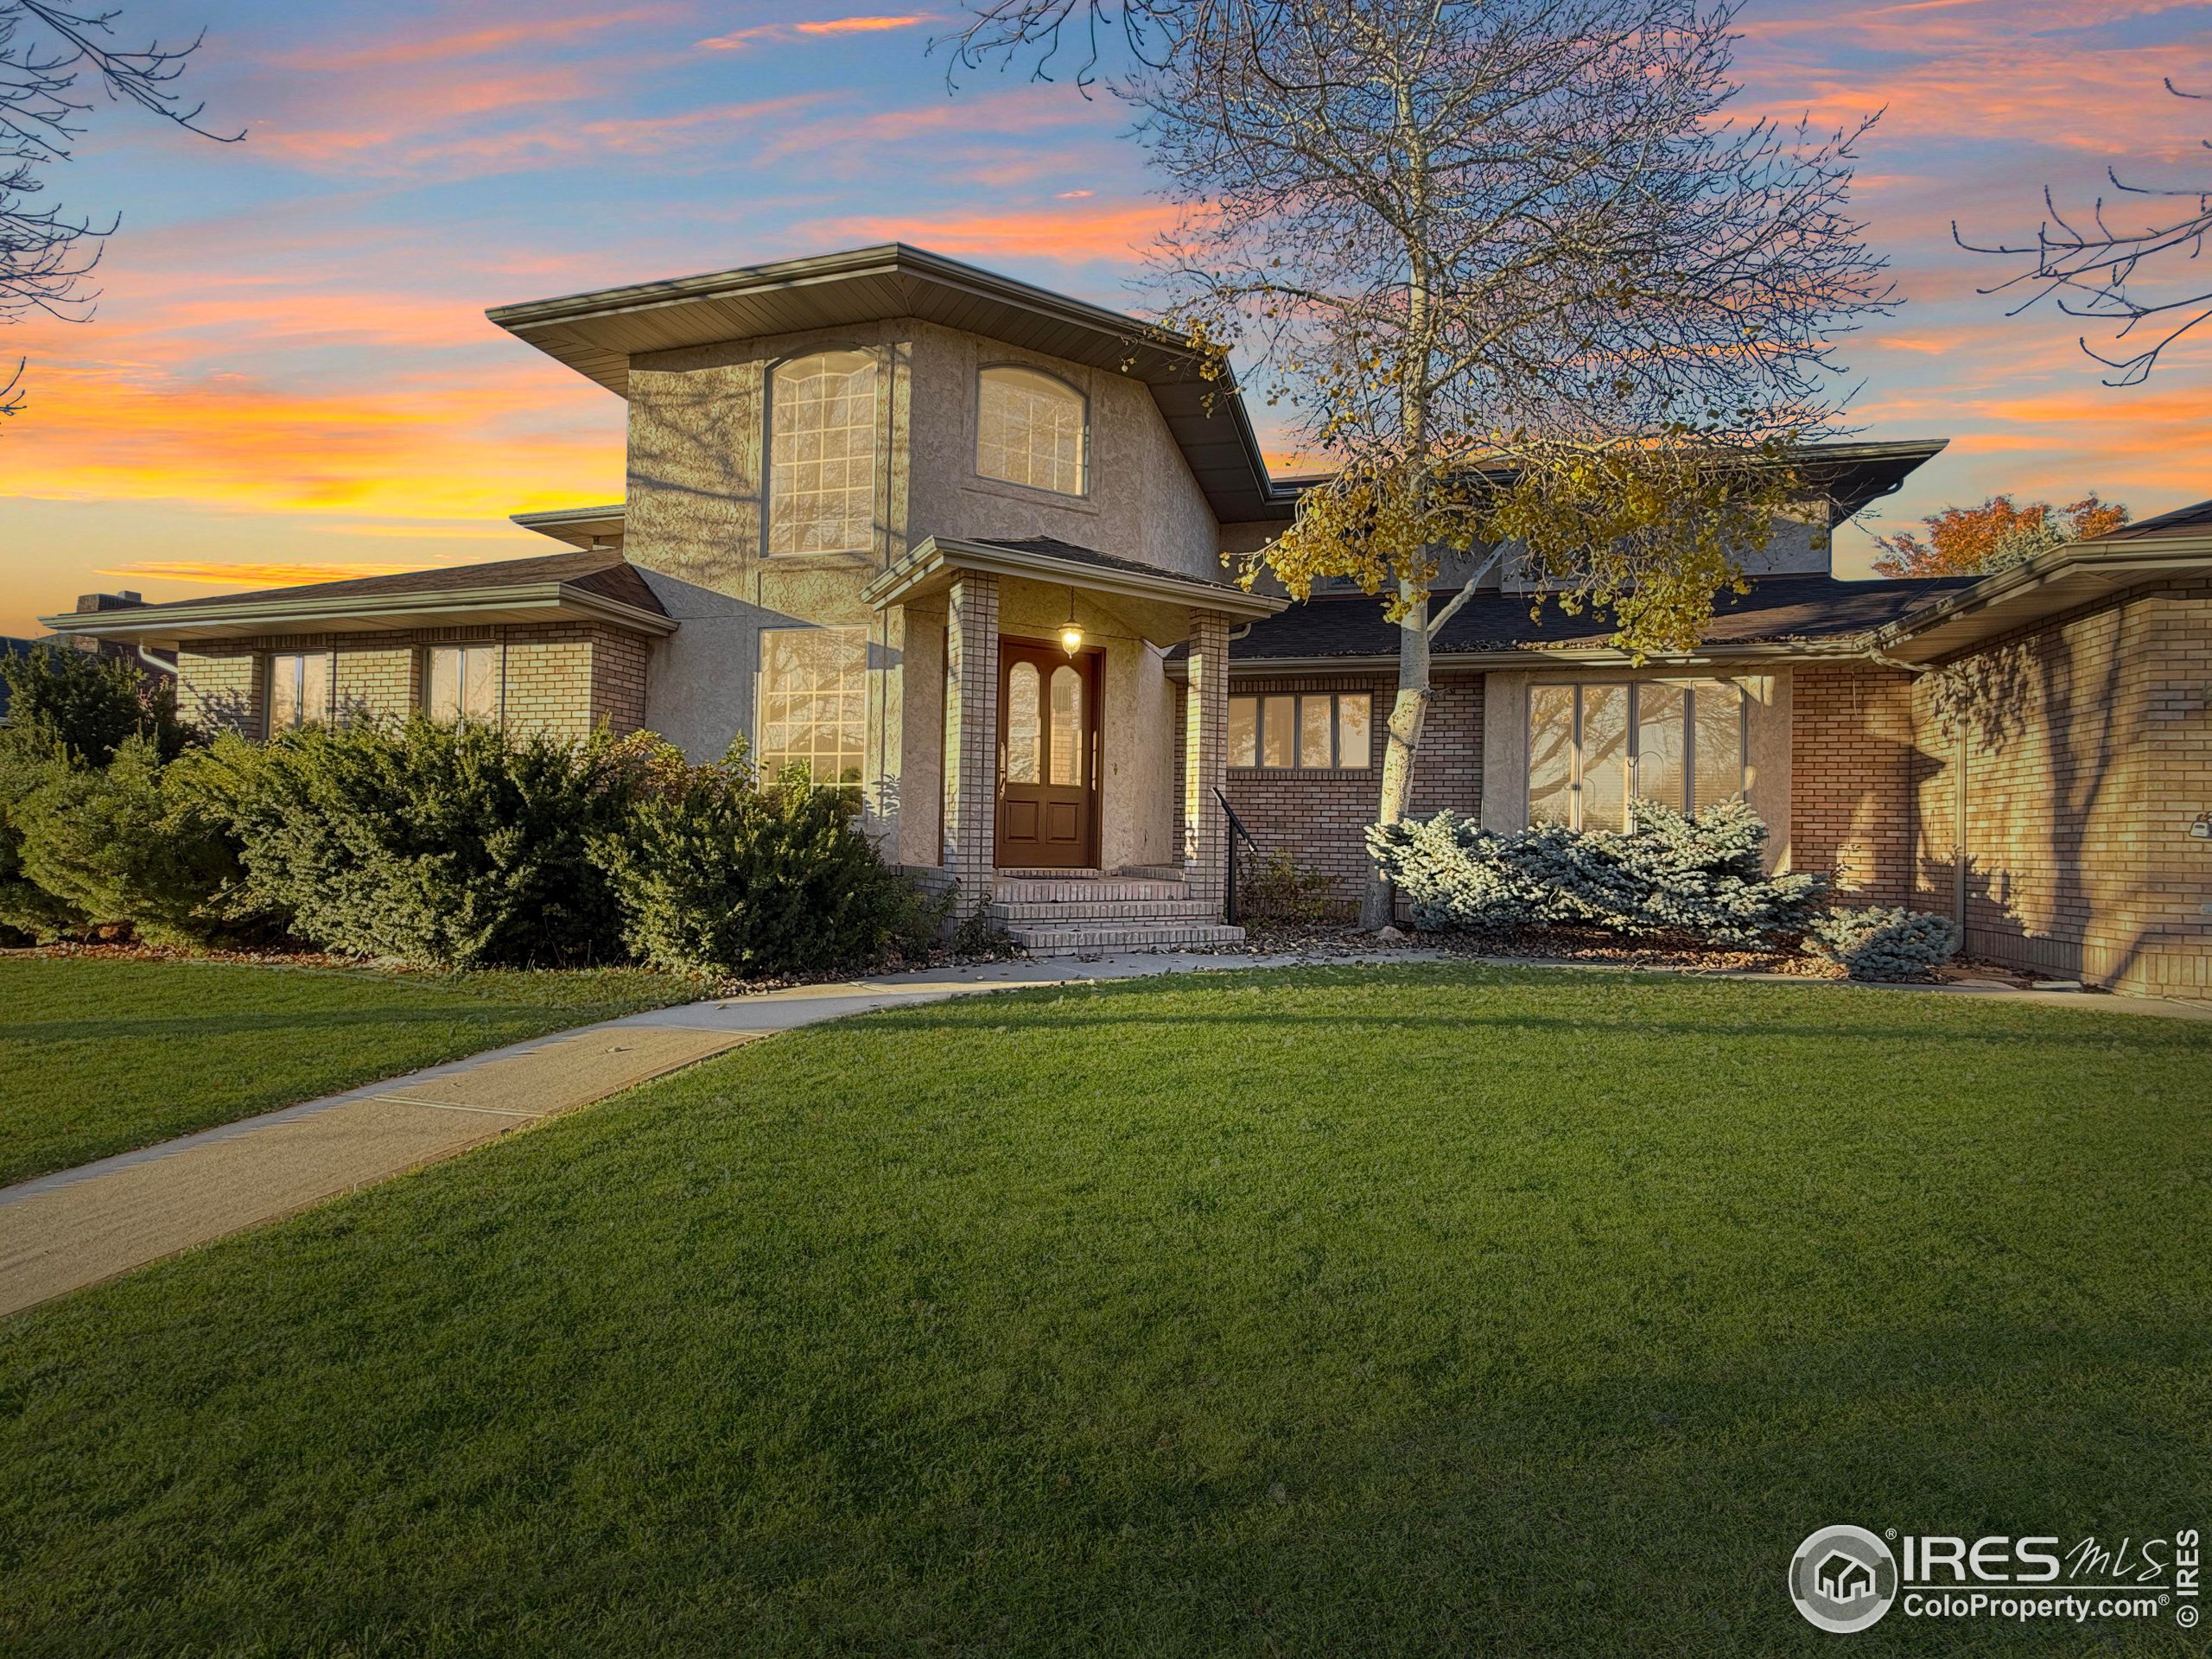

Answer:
[38,581,677,642]
[1872,537,2212,656]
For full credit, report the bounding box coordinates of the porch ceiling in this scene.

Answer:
[864,535,1285,647]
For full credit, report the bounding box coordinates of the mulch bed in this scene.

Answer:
[1235,918,2037,987]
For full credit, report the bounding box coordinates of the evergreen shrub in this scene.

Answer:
[596,749,938,976]
[1802,906,1962,981]
[1367,798,1823,944]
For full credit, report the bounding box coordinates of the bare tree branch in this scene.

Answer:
[1,1,238,417]
[1955,79,2209,385]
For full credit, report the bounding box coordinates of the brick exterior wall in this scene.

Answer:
[1909,578,2212,999]
[943,572,1001,912]
[1789,664,1916,903]
[173,622,653,741]
[1218,671,1484,906]
[1181,613,1231,905]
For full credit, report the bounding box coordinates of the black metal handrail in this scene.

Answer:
[1214,785,1260,925]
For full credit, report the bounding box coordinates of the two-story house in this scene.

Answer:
[46,245,2212,995]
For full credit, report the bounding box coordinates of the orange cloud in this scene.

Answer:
[97,561,438,588]
[700,15,933,48]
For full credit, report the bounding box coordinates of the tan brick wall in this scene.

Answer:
[1789,664,1916,903]
[170,623,652,741]
[174,649,263,734]
[1218,671,1484,904]
[1910,578,2212,999]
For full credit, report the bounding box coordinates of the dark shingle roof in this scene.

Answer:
[2086,498,2212,543]
[1230,574,1981,661]
[971,536,1250,594]
[89,550,665,618]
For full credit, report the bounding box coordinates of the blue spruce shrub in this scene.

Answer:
[1368,798,1823,944]
[1802,905,1961,981]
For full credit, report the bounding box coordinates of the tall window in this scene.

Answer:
[1528,680,1744,830]
[767,350,878,556]
[423,644,499,722]
[759,626,867,785]
[268,651,332,733]
[976,365,1087,496]
[1228,691,1371,770]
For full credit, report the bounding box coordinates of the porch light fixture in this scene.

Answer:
[1059,589,1084,655]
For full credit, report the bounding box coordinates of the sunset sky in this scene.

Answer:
[2,0,2208,635]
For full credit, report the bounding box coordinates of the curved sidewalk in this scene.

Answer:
[0,953,1335,1319]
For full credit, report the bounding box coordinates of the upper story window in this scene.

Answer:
[424,644,499,722]
[268,651,332,734]
[1528,679,1744,831]
[976,365,1087,496]
[767,350,878,556]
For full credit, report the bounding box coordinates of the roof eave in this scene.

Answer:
[865,536,1288,621]
[38,581,676,645]
[1873,538,2212,660]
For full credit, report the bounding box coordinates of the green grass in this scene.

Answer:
[0,956,708,1185]
[1,964,2207,1656]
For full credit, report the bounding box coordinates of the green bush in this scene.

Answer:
[1237,849,1350,922]
[0,747,83,943]
[1368,798,1823,944]
[0,643,190,766]
[1802,905,1961,981]
[9,737,239,945]
[176,719,645,968]
[597,749,936,977]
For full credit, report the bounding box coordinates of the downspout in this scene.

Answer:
[498,628,510,732]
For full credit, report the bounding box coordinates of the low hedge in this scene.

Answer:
[5,715,937,977]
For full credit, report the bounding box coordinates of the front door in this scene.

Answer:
[997,639,1099,868]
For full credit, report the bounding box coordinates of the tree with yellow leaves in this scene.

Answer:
[948,0,1892,925]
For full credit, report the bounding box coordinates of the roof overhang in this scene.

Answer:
[512,504,626,550]
[1873,535,2212,662]
[38,580,677,648]
[488,243,1293,524]
[1196,638,1869,678]
[866,536,1285,648]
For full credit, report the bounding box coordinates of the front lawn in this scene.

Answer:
[0,955,708,1185]
[1,964,2205,1655]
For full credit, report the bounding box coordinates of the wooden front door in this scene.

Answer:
[997,639,1099,868]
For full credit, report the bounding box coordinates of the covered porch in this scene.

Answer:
[864,536,1284,944]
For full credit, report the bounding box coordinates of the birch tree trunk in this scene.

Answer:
[1359,578,1433,929]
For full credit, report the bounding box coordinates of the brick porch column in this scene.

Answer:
[944,571,1000,912]
[1182,609,1230,908]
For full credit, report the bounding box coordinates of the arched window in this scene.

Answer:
[768,350,878,556]
[976,365,1087,496]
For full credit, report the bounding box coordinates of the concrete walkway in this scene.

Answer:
[0,952,1352,1318]
[2,945,2199,1319]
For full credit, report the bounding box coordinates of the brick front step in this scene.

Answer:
[1005,921,1249,956]
[991,876,1192,905]
[988,898,1224,923]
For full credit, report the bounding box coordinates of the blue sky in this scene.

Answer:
[2,0,2207,632]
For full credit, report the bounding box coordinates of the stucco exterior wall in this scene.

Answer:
[170,624,651,741]
[1909,578,2212,998]
[903,321,1222,582]
[621,315,1224,859]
